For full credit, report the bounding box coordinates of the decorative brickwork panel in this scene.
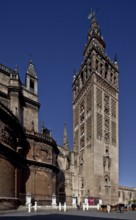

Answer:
[74,106,79,127]
[105,132,110,144]
[80,124,84,136]
[104,94,110,117]
[97,113,102,139]
[87,93,92,112]
[86,116,91,141]
[111,99,116,118]
[96,75,117,97]
[111,121,116,146]
[80,113,84,124]
[105,116,110,131]
[104,94,110,106]
[75,130,79,150]
[79,150,84,165]
[80,101,84,114]
[96,88,102,110]
[80,136,85,150]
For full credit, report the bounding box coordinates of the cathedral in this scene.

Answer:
[0,13,135,210]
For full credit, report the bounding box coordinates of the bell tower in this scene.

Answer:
[23,60,40,132]
[25,60,38,95]
[72,11,119,205]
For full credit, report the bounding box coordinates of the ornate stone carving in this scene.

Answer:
[105,116,110,130]
[105,132,110,143]
[96,88,102,110]
[104,94,109,105]
[97,113,102,139]
[79,151,84,165]
[80,136,85,149]
[111,121,116,145]
[104,106,109,115]
[96,75,117,97]
[34,146,52,162]
[103,156,111,172]
[0,126,16,148]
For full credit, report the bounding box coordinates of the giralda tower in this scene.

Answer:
[72,12,119,205]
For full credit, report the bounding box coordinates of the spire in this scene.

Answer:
[84,9,106,57]
[63,123,69,150]
[14,64,18,73]
[27,60,37,78]
[87,9,102,39]
[10,64,19,80]
[41,121,44,133]
[73,137,78,152]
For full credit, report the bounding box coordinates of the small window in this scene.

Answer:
[106,149,109,154]
[30,79,34,91]
[105,175,110,186]
[105,71,108,79]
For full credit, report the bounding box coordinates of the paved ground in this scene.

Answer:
[0,208,136,220]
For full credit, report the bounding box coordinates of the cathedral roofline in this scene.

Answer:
[25,130,59,153]
[0,63,15,76]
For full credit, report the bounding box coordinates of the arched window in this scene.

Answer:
[105,175,110,187]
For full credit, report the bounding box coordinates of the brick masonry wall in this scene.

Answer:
[0,157,15,197]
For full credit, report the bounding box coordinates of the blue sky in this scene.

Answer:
[0,0,136,187]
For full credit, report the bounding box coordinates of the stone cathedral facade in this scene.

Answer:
[72,13,119,205]
[0,61,59,210]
